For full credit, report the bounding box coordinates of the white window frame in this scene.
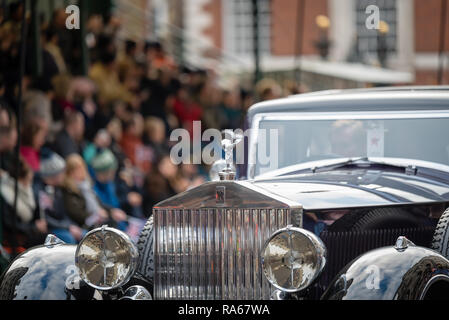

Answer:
[222,0,271,59]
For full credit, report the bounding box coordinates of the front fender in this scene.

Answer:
[321,242,449,300]
[0,243,94,300]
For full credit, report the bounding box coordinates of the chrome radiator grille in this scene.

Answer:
[154,208,291,300]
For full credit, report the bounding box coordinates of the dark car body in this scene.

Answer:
[240,87,449,299]
[3,86,449,300]
[150,86,449,299]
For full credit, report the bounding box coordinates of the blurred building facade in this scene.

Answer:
[2,0,449,88]
[168,0,449,88]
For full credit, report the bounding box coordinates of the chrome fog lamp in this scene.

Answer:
[75,226,138,290]
[261,226,326,292]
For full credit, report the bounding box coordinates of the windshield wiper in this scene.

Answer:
[287,157,415,175]
[310,157,368,172]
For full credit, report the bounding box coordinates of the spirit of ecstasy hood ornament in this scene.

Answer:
[218,130,243,181]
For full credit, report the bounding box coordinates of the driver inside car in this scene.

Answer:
[306,119,366,160]
[329,119,366,158]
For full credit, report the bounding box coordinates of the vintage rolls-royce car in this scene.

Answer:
[2,86,449,300]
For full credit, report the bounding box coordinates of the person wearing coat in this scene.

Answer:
[61,154,128,231]
[35,149,86,244]
[0,158,47,251]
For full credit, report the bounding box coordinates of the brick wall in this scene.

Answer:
[201,0,328,56]
[414,0,449,85]
[203,0,222,50]
[271,0,328,56]
[198,0,449,86]
[415,0,449,52]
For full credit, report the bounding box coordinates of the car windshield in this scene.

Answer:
[254,112,449,176]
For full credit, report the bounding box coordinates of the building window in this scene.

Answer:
[223,0,271,57]
[355,0,397,58]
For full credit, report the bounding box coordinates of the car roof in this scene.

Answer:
[247,86,449,123]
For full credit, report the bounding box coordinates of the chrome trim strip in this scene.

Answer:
[119,285,152,300]
[419,274,449,300]
[44,234,65,247]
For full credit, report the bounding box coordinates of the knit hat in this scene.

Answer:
[39,149,66,178]
[91,148,118,173]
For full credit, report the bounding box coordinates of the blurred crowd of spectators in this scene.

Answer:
[0,3,302,254]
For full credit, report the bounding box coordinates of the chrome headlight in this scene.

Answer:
[261,226,326,292]
[75,226,138,290]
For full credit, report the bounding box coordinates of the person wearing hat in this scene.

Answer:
[35,149,86,244]
[91,148,141,223]
[91,148,120,208]
[61,154,130,232]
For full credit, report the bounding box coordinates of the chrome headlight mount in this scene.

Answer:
[75,225,139,291]
[261,226,326,293]
[119,285,152,300]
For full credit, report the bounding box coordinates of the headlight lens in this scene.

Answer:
[75,226,138,290]
[261,226,326,292]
